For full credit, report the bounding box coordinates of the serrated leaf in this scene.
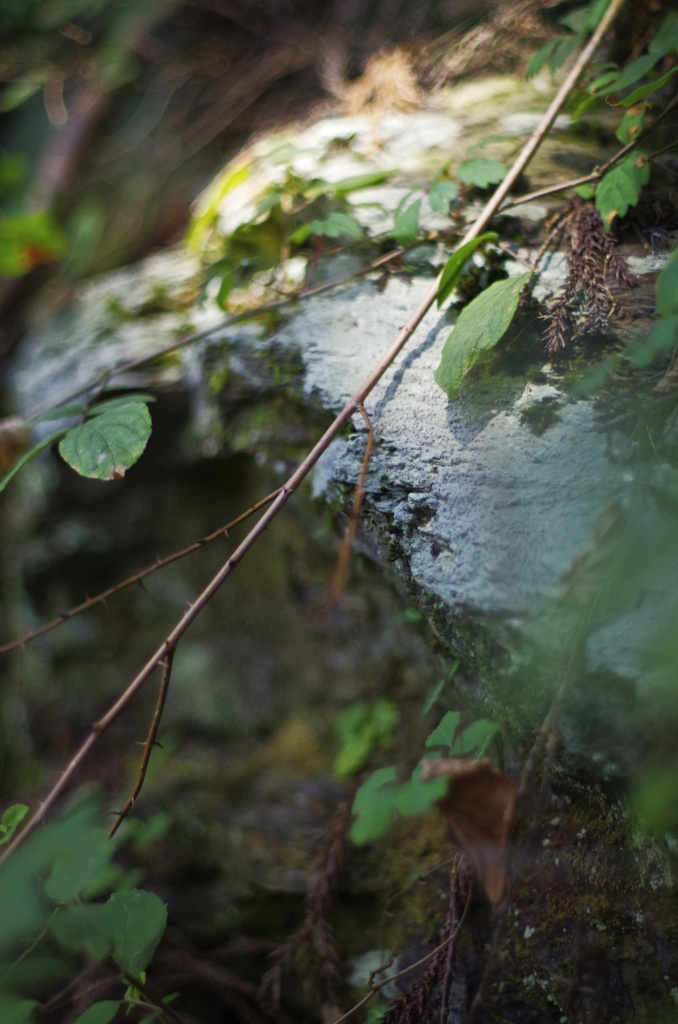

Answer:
[58,402,152,481]
[457,159,506,189]
[617,63,678,106]
[428,180,458,213]
[392,198,422,245]
[70,1001,121,1024]
[425,711,461,751]
[110,889,167,975]
[437,233,498,308]
[434,272,532,401]
[595,152,650,226]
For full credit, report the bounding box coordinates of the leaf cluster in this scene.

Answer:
[0,798,170,1024]
[349,711,499,845]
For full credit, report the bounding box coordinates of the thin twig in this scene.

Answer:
[24,248,405,423]
[329,402,375,603]
[108,649,174,837]
[0,0,624,863]
[329,879,473,1024]
[0,488,282,655]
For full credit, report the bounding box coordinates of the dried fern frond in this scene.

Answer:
[544,201,637,355]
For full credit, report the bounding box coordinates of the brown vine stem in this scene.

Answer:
[108,649,174,837]
[0,0,624,865]
[0,488,282,655]
[329,402,374,604]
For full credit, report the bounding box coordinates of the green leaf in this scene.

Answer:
[87,395,156,417]
[575,184,596,199]
[392,198,422,246]
[0,211,66,277]
[437,233,498,308]
[0,429,69,493]
[49,903,116,962]
[434,271,532,401]
[58,401,152,481]
[526,40,558,79]
[610,52,662,92]
[110,888,167,975]
[595,152,650,226]
[70,1001,121,1024]
[350,762,448,845]
[350,767,400,844]
[617,63,678,106]
[289,211,364,244]
[0,995,39,1024]
[326,170,395,195]
[453,719,500,757]
[425,711,460,751]
[615,103,645,144]
[428,180,458,213]
[649,10,678,56]
[0,804,28,846]
[43,825,112,903]
[457,159,506,189]
[587,69,619,95]
[333,700,399,779]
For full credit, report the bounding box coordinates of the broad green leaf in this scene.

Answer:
[58,401,152,481]
[457,159,506,189]
[0,995,39,1024]
[0,429,69,493]
[587,69,619,95]
[0,804,28,846]
[392,198,422,246]
[49,903,116,962]
[87,395,156,417]
[575,184,596,199]
[615,103,645,144]
[110,889,167,975]
[391,762,447,819]
[428,180,458,213]
[526,40,558,79]
[595,152,649,226]
[610,52,662,92]
[70,1001,121,1024]
[43,826,112,902]
[350,766,400,844]
[649,10,678,55]
[289,211,364,244]
[437,233,498,308]
[435,272,532,401]
[425,711,460,751]
[617,64,678,106]
[453,719,500,757]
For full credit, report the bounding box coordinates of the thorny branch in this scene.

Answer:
[1,0,625,864]
[108,649,174,838]
[0,489,282,655]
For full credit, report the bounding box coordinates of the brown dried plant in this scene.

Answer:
[544,200,637,355]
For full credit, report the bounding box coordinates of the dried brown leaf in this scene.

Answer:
[422,757,517,903]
